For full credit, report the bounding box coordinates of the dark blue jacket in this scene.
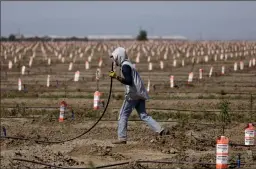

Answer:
[120,64,133,86]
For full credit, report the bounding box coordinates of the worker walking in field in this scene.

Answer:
[109,47,169,144]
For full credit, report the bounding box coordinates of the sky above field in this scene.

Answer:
[1,1,256,40]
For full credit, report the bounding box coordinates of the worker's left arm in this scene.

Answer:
[109,65,133,85]
[117,65,133,85]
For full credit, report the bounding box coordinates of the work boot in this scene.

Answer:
[159,128,170,136]
[112,140,127,144]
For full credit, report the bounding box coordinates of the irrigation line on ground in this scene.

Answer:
[0,62,114,144]
[194,137,256,148]
[2,65,256,82]
[1,88,255,95]
[2,91,255,102]
[2,79,256,86]
[12,158,73,169]
[12,158,255,169]
[2,59,247,66]
[111,107,256,113]
[1,87,255,95]
[229,143,256,147]
[12,158,130,169]
[4,70,255,77]
[0,117,224,126]
[1,105,255,113]
[2,75,256,85]
[2,60,254,73]
[1,64,249,73]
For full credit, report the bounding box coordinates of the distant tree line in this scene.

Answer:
[1,29,148,42]
[0,34,89,42]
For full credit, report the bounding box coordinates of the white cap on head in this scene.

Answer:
[110,47,128,66]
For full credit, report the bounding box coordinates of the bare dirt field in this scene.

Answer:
[1,40,256,169]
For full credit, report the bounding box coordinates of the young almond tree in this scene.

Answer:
[219,99,231,135]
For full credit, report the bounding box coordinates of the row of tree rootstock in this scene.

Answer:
[0,30,148,42]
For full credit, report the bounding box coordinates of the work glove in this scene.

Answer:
[109,71,117,79]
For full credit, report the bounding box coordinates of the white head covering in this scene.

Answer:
[111,47,128,66]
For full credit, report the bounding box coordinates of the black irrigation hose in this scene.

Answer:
[0,115,226,127]
[229,143,256,147]
[138,160,215,165]
[2,106,255,113]
[93,161,130,169]
[12,158,254,169]
[192,137,256,148]
[12,158,130,169]
[12,158,68,169]
[1,88,255,95]
[0,62,114,144]
[0,117,224,127]
[137,160,253,167]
